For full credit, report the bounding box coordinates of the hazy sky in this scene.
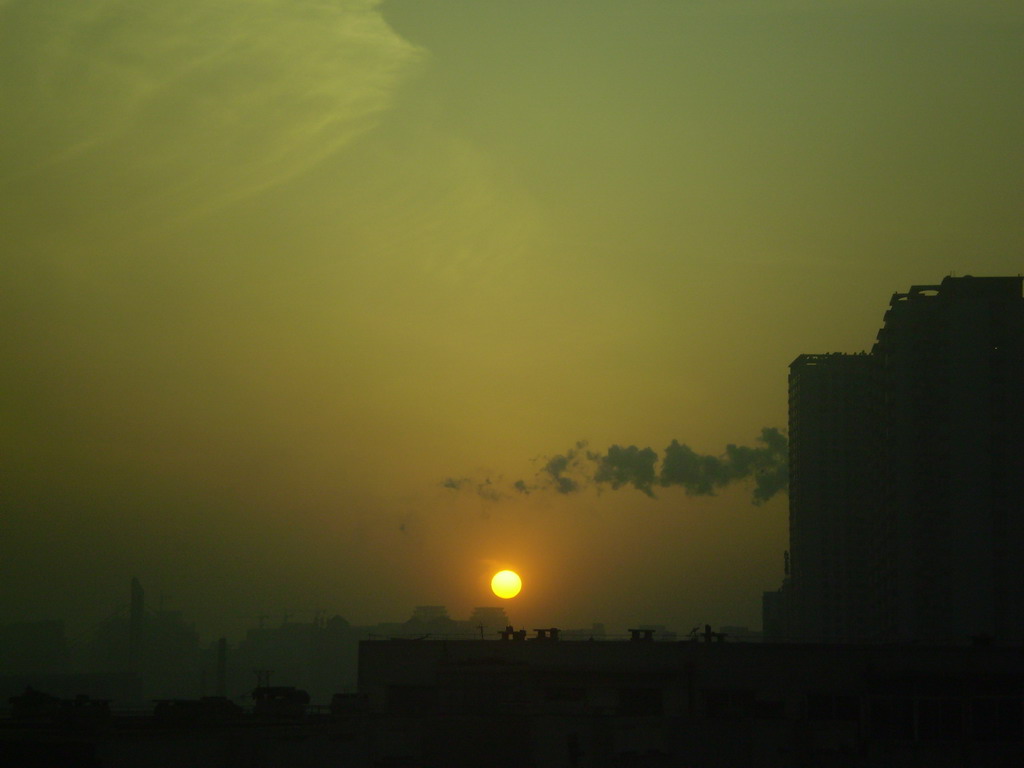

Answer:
[2,0,1022,640]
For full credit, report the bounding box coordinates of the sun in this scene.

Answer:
[490,570,522,599]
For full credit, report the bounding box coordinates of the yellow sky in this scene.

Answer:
[2,0,1022,638]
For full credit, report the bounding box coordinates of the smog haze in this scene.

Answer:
[2,0,1022,639]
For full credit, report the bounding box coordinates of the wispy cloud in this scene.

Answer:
[0,0,423,223]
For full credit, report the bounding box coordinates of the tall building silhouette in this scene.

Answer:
[787,351,875,642]
[770,276,1024,643]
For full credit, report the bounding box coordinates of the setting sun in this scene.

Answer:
[490,570,522,599]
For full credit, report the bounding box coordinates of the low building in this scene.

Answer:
[358,634,1024,767]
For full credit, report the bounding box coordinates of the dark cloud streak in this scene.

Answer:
[443,428,788,505]
[594,444,658,497]
[660,428,788,504]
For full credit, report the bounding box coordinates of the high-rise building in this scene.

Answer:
[769,276,1024,643]
[787,352,875,642]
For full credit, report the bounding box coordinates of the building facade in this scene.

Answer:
[787,352,875,642]
[770,275,1024,643]
[356,635,1024,767]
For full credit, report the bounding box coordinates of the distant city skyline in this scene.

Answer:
[4,576,757,705]
[0,576,721,647]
